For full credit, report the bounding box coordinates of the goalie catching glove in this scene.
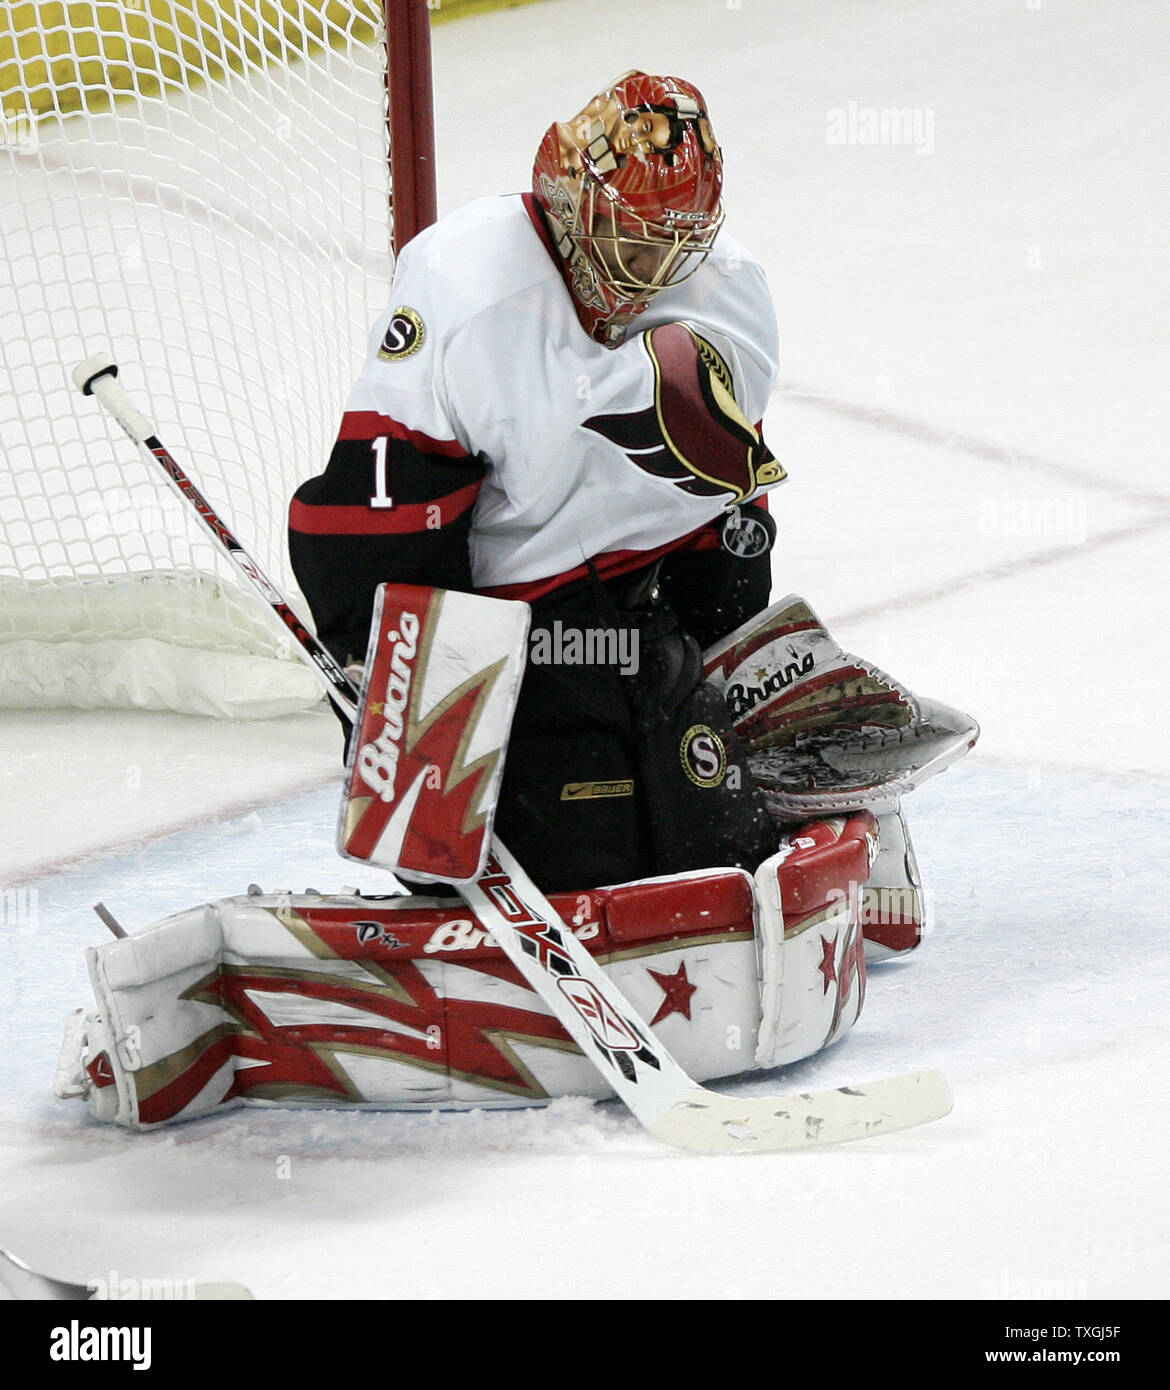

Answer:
[702,594,979,821]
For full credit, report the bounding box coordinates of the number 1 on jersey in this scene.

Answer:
[370,437,393,509]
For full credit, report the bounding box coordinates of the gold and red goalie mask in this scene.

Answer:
[532,71,725,347]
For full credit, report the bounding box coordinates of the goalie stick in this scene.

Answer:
[74,353,952,1153]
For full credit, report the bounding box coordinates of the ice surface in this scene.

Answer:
[1,0,1167,1302]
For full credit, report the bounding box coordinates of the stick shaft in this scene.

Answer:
[75,355,357,720]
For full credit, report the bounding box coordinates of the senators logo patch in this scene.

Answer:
[378,306,426,361]
[680,725,727,788]
[583,323,786,502]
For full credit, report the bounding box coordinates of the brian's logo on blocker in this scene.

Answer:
[357,609,419,802]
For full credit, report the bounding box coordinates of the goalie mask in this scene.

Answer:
[532,71,725,346]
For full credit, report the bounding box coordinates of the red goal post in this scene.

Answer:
[386,0,438,251]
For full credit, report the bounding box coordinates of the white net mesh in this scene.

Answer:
[0,2,394,716]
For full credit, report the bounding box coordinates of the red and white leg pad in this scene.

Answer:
[55,815,880,1128]
[754,813,875,1066]
[861,805,926,960]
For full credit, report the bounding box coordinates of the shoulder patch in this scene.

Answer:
[378,306,426,361]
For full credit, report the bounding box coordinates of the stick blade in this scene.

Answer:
[648,1068,953,1155]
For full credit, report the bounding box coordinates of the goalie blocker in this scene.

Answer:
[337,583,529,883]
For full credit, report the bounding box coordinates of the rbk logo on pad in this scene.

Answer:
[583,323,785,502]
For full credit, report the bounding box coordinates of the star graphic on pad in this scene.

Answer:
[648,962,698,1024]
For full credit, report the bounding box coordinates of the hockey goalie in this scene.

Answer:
[58,73,975,1134]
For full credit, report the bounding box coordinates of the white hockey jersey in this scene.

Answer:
[293,194,781,593]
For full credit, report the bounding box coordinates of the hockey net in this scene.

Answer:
[0,2,408,717]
